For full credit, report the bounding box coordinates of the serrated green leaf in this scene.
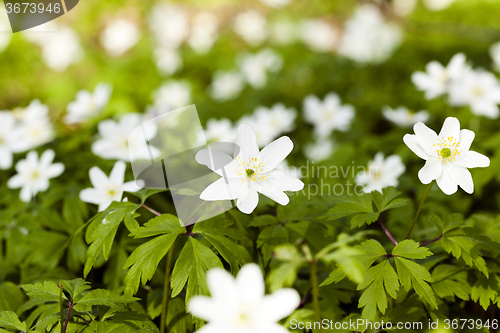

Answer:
[21,281,66,303]
[257,225,289,265]
[320,268,347,287]
[357,239,387,266]
[0,311,26,331]
[129,214,185,239]
[358,260,399,320]
[171,237,223,302]
[77,289,139,307]
[395,257,437,309]
[0,282,25,312]
[126,189,168,204]
[392,240,433,259]
[371,187,409,212]
[441,230,489,277]
[61,279,91,302]
[249,215,280,227]
[471,275,500,310]
[431,265,471,301]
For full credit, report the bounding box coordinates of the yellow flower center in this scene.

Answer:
[472,86,483,97]
[235,157,269,183]
[434,136,460,163]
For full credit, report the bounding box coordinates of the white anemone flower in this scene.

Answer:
[233,10,267,47]
[411,53,470,100]
[188,12,219,55]
[303,138,335,162]
[490,42,500,72]
[92,113,160,162]
[7,149,64,202]
[449,70,500,119]
[199,123,304,214]
[80,161,141,211]
[239,49,283,89]
[14,100,55,151]
[403,117,490,195]
[209,70,246,102]
[100,19,141,57]
[65,83,113,124]
[258,0,291,8]
[0,112,24,169]
[149,3,189,48]
[423,0,455,11]
[189,263,300,333]
[382,106,430,128]
[300,19,338,53]
[303,93,355,138]
[154,46,183,76]
[355,153,405,193]
[204,118,237,143]
[152,80,191,112]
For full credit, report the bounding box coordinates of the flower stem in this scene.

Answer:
[142,204,161,216]
[160,241,176,333]
[62,302,74,333]
[420,235,442,247]
[406,180,435,239]
[309,260,324,333]
[59,284,64,332]
[378,218,398,246]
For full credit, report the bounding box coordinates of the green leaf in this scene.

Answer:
[394,257,437,309]
[171,237,223,302]
[431,265,471,301]
[357,239,387,266]
[84,202,139,277]
[61,279,91,302]
[21,281,66,303]
[126,189,168,204]
[257,225,289,265]
[327,194,380,228]
[77,289,139,307]
[392,240,433,259]
[320,268,347,287]
[268,245,306,292]
[129,214,185,239]
[0,282,25,312]
[0,311,26,331]
[471,275,500,310]
[357,260,399,320]
[249,215,280,227]
[371,187,409,212]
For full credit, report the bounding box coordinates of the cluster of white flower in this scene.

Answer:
[355,153,406,193]
[209,49,283,102]
[0,100,55,170]
[23,22,83,72]
[338,4,403,65]
[413,53,500,118]
[65,83,113,125]
[100,19,141,58]
[382,106,430,128]
[148,80,192,115]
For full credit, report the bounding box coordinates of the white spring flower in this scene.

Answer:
[65,83,113,124]
[233,10,267,47]
[258,0,292,8]
[149,3,188,48]
[423,0,455,11]
[382,106,430,128]
[239,49,283,89]
[239,103,296,147]
[92,113,160,162]
[338,4,402,64]
[152,80,191,112]
[100,19,141,57]
[270,19,297,46]
[449,70,500,119]
[154,46,183,76]
[303,93,355,138]
[204,118,237,143]
[490,42,500,72]
[189,263,300,333]
[300,19,338,53]
[0,112,24,169]
[355,153,406,193]
[7,149,64,202]
[188,12,219,55]
[411,53,470,100]
[303,138,335,162]
[13,100,55,151]
[403,117,490,195]
[209,70,246,102]
[80,161,141,211]
[199,123,304,214]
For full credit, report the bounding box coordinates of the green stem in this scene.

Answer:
[309,260,324,333]
[59,284,64,332]
[406,180,435,239]
[160,241,176,333]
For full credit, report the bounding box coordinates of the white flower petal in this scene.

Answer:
[236,186,259,214]
[46,163,65,179]
[235,123,259,160]
[236,264,265,306]
[200,177,239,201]
[122,181,142,193]
[436,166,458,195]
[253,183,289,205]
[40,149,55,167]
[258,136,293,173]
[456,151,490,168]
[188,296,216,322]
[20,185,33,202]
[259,288,301,322]
[7,175,23,189]
[447,164,474,194]
[458,129,475,152]
[80,188,107,205]
[89,166,109,188]
[413,122,438,155]
[418,158,442,184]
[438,117,460,140]
[110,161,126,185]
[403,134,431,160]
[207,268,239,302]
